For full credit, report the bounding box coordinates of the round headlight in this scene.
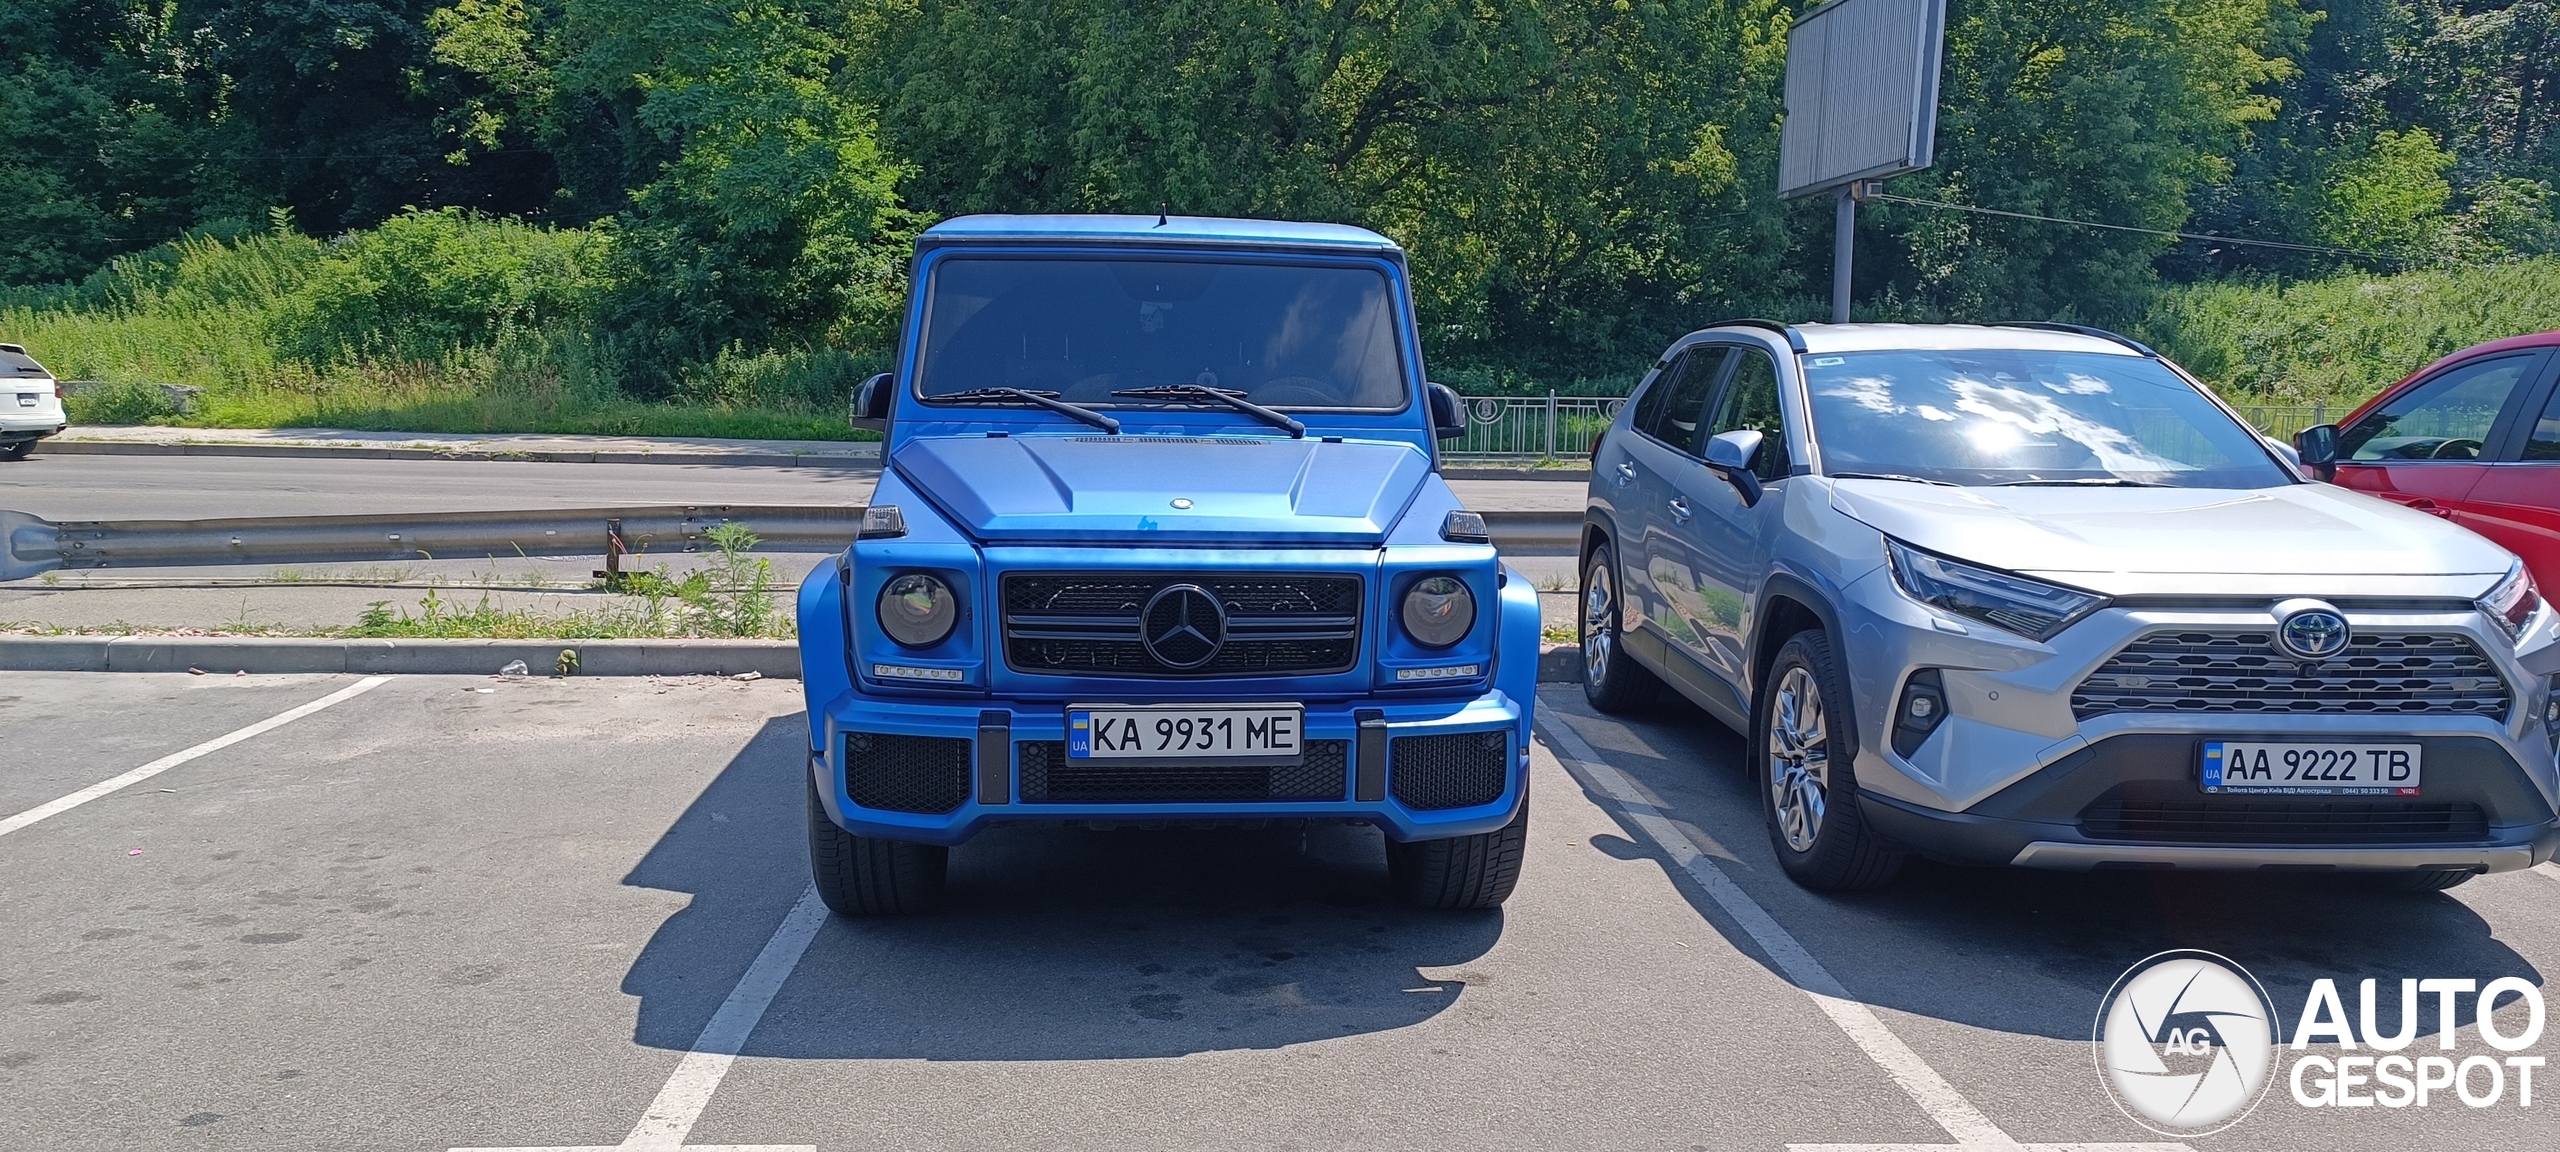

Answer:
[878,573,958,648]
[1400,575,1476,648]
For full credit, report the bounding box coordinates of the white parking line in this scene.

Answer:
[0,675,393,840]
[451,885,829,1152]
[1533,693,2188,1152]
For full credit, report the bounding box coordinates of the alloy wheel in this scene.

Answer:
[1582,560,1615,685]
[1768,665,1830,852]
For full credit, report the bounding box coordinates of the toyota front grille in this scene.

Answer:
[2070,629,2510,721]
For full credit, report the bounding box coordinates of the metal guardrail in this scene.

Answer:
[1443,394,1626,459]
[0,505,864,583]
[0,505,1579,582]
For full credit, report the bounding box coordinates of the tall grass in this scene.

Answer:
[0,212,877,440]
[2138,256,2560,406]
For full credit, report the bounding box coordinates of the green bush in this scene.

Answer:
[60,380,180,425]
[2138,256,2560,405]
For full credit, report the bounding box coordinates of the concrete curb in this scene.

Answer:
[43,439,881,470]
[0,636,800,678]
[1537,644,1584,684]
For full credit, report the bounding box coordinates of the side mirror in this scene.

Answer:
[1703,429,1765,506]
[1426,382,1465,441]
[2294,423,2339,481]
[850,372,893,433]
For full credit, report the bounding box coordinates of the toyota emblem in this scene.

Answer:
[1141,584,1228,669]
[2270,599,2351,662]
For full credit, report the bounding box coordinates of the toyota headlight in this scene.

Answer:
[2478,561,2542,644]
[1884,538,2105,642]
[1401,575,1476,648]
[878,572,958,648]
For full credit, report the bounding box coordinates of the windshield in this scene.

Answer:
[913,256,1408,410]
[1801,349,2291,488]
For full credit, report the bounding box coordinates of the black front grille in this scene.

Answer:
[1002,572,1361,678]
[1390,731,1511,811]
[1017,739,1349,804]
[844,732,972,814]
[2080,798,2491,845]
[2071,629,2510,721]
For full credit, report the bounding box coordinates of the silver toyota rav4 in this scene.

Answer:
[1580,322,2560,891]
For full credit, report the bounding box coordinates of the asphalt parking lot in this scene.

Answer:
[3,672,2554,1150]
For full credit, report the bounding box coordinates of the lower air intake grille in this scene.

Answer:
[844,732,971,815]
[1390,731,1511,811]
[1017,739,1349,804]
[2079,798,2490,845]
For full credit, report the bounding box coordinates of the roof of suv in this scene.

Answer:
[919,214,1401,253]
[1773,323,2144,357]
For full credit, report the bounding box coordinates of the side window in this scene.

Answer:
[1706,347,1789,481]
[2526,380,2560,462]
[2339,355,2536,462]
[1628,354,1686,443]
[1637,347,1728,454]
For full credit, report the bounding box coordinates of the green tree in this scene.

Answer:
[1872,0,2306,322]
[552,0,913,392]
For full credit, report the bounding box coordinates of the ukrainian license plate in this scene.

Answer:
[2201,741,2422,796]
[1068,703,1303,764]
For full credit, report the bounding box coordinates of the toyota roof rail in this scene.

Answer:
[1713,318,1808,354]
[1995,321,2157,357]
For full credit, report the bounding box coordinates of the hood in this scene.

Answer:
[1828,479,2516,591]
[894,434,1431,545]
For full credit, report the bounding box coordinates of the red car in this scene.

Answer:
[2314,331,2560,592]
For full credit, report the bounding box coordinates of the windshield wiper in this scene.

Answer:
[1994,477,2170,488]
[934,387,1119,434]
[1828,472,1958,487]
[1111,384,1305,438]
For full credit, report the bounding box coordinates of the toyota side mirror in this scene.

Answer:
[2294,423,2339,481]
[1703,428,1765,506]
[1427,382,1465,441]
[851,372,893,433]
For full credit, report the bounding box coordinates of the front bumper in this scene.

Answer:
[809,688,1530,846]
[1860,732,2560,873]
[1826,571,2560,873]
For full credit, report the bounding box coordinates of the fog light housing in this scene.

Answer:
[1394,663,1483,682]
[872,663,964,683]
[1892,669,1947,758]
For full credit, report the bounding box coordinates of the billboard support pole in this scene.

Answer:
[1831,187,1855,324]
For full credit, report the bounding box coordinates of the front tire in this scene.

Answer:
[1580,543,1665,713]
[1755,630,1904,891]
[807,772,948,915]
[1388,802,1529,909]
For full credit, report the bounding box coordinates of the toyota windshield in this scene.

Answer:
[913,256,1408,411]
[1801,348,2293,488]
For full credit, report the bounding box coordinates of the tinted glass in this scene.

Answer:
[1707,347,1787,481]
[2339,355,2533,461]
[915,257,1406,409]
[2527,379,2560,462]
[1801,349,2291,488]
[1637,348,1728,454]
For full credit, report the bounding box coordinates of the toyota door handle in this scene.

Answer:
[1668,498,1692,523]
[1614,462,1637,487]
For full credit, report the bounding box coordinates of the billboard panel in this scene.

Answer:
[1777,0,1947,199]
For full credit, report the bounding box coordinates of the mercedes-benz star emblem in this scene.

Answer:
[1141,584,1227,669]
[2271,598,2351,662]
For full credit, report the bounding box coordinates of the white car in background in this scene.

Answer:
[1,343,68,461]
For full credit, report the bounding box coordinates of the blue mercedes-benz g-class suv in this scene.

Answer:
[797,214,1540,914]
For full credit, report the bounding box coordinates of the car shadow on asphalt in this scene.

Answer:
[1546,690,2545,1046]
[619,716,1502,1061]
